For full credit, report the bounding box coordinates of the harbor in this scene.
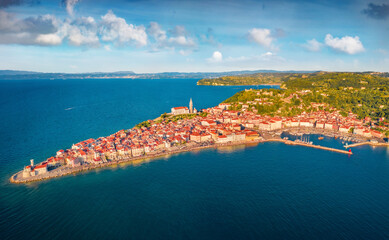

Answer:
[266,138,353,155]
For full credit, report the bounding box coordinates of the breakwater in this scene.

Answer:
[345,142,389,148]
[265,139,353,155]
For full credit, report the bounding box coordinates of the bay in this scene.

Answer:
[0,79,389,240]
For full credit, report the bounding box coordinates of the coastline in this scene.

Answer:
[10,140,260,184]
[197,83,282,86]
[10,129,365,184]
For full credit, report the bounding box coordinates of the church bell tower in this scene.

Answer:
[189,98,193,113]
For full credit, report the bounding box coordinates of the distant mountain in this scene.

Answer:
[0,70,40,75]
[0,69,316,80]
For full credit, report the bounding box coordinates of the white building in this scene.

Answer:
[171,107,189,115]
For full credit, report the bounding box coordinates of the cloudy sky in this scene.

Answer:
[0,0,388,73]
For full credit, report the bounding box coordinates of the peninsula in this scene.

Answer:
[10,72,389,183]
[10,90,389,183]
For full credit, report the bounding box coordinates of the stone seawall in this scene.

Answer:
[10,137,355,184]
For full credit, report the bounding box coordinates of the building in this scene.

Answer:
[219,103,231,110]
[22,166,33,178]
[67,157,84,167]
[245,131,260,141]
[190,132,201,142]
[217,135,228,143]
[316,121,325,129]
[23,160,48,178]
[171,106,189,115]
[172,98,196,115]
[34,163,48,174]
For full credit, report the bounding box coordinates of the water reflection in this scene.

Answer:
[217,144,247,153]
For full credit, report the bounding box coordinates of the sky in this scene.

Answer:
[0,0,388,73]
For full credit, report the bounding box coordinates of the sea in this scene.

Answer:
[1,78,389,240]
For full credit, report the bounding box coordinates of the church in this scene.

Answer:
[171,98,197,115]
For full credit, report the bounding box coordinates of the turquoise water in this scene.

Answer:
[1,79,389,239]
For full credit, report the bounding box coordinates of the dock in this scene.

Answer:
[266,139,353,155]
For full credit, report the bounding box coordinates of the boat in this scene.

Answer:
[318,136,324,140]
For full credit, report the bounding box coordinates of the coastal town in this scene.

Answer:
[11,89,389,183]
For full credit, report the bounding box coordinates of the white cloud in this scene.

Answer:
[0,10,148,48]
[0,9,200,54]
[147,23,197,52]
[224,52,284,65]
[67,25,99,46]
[324,34,365,54]
[36,33,62,45]
[207,51,223,63]
[33,16,100,47]
[64,0,80,16]
[147,22,166,42]
[248,28,273,48]
[261,51,273,57]
[168,35,196,47]
[303,38,322,52]
[167,25,196,48]
[0,10,58,33]
[100,10,147,47]
[0,10,60,45]
[66,17,99,46]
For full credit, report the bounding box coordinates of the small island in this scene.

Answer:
[10,73,389,183]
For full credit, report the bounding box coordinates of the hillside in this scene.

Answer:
[197,72,297,85]
[222,72,389,122]
[197,71,389,87]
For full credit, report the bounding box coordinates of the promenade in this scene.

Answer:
[10,136,354,184]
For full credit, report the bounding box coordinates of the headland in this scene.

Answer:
[10,72,389,183]
[10,95,387,184]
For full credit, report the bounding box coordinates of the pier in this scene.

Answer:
[266,139,353,155]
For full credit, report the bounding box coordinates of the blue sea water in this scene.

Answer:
[1,78,389,240]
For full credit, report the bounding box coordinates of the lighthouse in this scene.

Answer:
[189,98,193,113]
